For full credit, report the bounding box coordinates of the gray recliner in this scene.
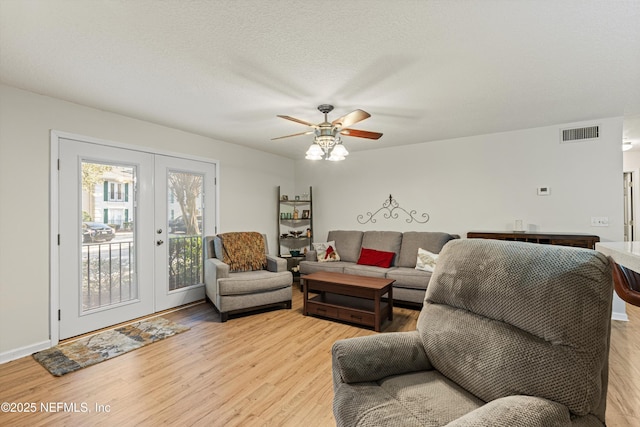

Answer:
[332,239,613,426]
[204,232,292,322]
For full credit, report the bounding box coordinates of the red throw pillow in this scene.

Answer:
[357,247,395,268]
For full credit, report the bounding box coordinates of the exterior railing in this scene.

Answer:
[168,235,203,290]
[82,235,202,311]
[82,241,134,311]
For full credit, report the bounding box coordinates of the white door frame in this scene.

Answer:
[50,130,220,346]
[623,169,639,242]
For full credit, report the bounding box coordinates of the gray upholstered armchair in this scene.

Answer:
[204,232,292,322]
[332,239,613,426]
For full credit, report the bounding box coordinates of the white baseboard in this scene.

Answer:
[612,312,629,322]
[0,340,51,365]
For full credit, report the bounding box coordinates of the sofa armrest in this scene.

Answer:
[265,254,287,272]
[445,396,571,426]
[332,331,431,388]
[305,250,318,261]
[204,257,229,283]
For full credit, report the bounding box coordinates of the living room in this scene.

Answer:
[1,1,639,425]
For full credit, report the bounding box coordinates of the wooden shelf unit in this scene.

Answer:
[277,186,313,257]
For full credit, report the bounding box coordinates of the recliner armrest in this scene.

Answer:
[266,254,287,272]
[445,395,572,426]
[332,331,431,388]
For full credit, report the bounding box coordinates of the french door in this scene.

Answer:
[58,138,215,339]
[154,155,216,311]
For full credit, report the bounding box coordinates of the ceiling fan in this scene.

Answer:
[271,104,383,161]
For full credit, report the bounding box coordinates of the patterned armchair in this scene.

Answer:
[204,232,292,322]
[332,239,613,426]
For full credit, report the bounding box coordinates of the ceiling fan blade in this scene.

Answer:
[332,109,371,128]
[277,115,317,127]
[271,130,315,140]
[340,128,383,140]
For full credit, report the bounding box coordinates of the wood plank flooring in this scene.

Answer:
[1,285,639,426]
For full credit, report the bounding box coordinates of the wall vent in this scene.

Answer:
[560,125,600,143]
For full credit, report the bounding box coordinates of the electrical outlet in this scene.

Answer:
[591,217,609,227]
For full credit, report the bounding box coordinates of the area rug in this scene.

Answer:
[33,317,190,376]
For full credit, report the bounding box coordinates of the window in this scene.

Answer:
[104,181,128,202]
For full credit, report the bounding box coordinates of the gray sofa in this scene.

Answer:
[332,239,614,426]
[299,230,458,305]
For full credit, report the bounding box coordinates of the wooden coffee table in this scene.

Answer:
[302,271,394,332]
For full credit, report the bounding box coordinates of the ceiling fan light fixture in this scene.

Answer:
[314,134,337,150]
[331,143,349,157]
[305,143,324,160]
[327,153,346,161]
[273,104,380,161]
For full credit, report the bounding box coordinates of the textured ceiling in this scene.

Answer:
[1,0,639,158]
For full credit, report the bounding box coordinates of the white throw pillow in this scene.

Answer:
[313,241,341,262]
[415,248,438,272]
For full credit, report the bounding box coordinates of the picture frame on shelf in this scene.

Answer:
[302,209,310,219]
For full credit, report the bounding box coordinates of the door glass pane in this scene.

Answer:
[167,171,204,290]
[81,162,137,312]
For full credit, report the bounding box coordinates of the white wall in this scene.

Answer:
[0,83,627,359]
[295,117,627,318]
[623,150,640,171]
[296,118,624,241]
[0,85,294,358]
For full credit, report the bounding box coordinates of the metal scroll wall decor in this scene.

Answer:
[357,194,430,224]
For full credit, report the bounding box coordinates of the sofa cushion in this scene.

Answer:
[299,260,349,275]
[313,241,341,262]
[333,371,484,427]
[357,247,395,268]
[397,232,457,268]
[415,248,439,272]
[386,267,432,290]
[327,230,364,263]
[393,287,427,305]
[218,270,292,295]
[378,371,485,424]
[343,264,393,278]
[361,231,403,265]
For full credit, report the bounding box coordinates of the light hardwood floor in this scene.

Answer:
[1,286,639,426]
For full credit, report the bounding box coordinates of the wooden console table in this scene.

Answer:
[467,231,600,249]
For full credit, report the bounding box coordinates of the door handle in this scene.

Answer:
[156,240,164,246]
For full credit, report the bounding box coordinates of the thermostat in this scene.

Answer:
[537,187,550,196]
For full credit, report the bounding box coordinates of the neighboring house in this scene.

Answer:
[82,168,134,229]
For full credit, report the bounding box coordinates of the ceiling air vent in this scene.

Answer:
[560,125,600,143]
